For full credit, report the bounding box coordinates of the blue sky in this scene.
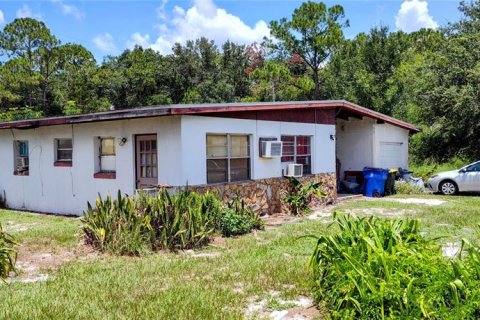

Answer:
[0,1,463,61]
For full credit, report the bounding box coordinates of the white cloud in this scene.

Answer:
[52,0,85,20]
[0,10,5,24]
[16,4,43,20]
[127,32,151,49]
[395,0,438,33]
[93,33,117,54]
[156,0,168,20]
[129,0,270,54]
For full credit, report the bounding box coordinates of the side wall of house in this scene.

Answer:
[180,115,336,185]
[0,116,182,215]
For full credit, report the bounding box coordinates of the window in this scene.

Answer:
[467,162,480,172]
[99,137,116,172]
[206,134,250,183]
[55,139,73,165]
[281,135,312,174]
[14,140,29,176]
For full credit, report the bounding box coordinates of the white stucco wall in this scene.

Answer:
[336,118,375,173]
[0,116,182,215]
[335,117,410,177]
[0,115,336,215]
[180,116,336,185]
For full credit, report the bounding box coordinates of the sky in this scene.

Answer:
[0,0,463,61]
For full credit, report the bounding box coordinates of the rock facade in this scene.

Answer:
[186,173,337,215]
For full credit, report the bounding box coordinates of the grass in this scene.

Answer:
[0,194,479,319]
[0,210,81,252]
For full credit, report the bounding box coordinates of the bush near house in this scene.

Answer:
[0,223,16,281]
[220,198,264,237]
[394,180,426,195]
[282,177,325,216]
[310,212,480,319]
[82,189,264,255]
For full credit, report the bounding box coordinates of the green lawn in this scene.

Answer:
[1,194,480,319]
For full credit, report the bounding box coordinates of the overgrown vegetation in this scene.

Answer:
[282,177,324,215]
[219,198,264,237]
[82,189,263,255]
[0,223,16,281]
[394,180,426,195]
[310,212,480,319]
[409,157,471,181]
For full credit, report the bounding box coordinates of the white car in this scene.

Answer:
[426,161,480,195]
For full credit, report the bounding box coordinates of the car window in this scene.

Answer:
[467,163,480,172]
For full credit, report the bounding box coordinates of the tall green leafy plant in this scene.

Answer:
[82,191,150,255]
[309,212,480,319]
[282,177,325,215]
[0,223,16,282]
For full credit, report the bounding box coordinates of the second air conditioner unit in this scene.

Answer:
[284,164,303,178]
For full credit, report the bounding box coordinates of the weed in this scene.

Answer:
[309,212,480,319]
[282,177,325,215]
[0,223,16,281]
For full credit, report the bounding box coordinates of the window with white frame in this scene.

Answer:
[206,134,250,183]
[99,137,116,172]
[55,138,73,162]
[281,135,312,174]
[14,140,29,175]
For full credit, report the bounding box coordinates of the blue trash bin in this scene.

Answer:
[363,167,388,197]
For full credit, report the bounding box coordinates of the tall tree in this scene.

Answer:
[268,1,348,99]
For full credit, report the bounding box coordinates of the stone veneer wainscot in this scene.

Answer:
[187,173,337,215]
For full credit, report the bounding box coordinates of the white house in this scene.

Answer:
[0,100,419,215]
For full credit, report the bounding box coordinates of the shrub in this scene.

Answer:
[82,192,150,255]
[0,223,16,281]
[139,189,222,250]
[282,177,325,215]
[309,212,480,319]
[82,189,262,254]
[394,180,426,195]
[219,198,264,237]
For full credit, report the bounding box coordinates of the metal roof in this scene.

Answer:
[0,100,420,133]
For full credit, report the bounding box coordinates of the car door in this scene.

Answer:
[461,162,480,192]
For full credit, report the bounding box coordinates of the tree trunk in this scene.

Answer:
[313,68,320,100]
[272,80,276,102]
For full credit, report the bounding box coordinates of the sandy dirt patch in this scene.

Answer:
[9,244,97,283]
[246,291,321,320]
[382,198,446,206]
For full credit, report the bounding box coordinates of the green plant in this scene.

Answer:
[82,191,149,255]
[0,223,16,281]
[309,212,480,319]
[82,189,225,254]
[394,180,426,195]
[282,177,325,215]
[219,198,264,237]
[140,189,222,250]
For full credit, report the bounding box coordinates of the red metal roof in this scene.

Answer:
[0,100,420,133]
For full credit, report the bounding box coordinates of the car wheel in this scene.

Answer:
[439,180,458,195]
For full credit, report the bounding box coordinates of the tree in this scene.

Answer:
[0,18,59,111]
[268,1,348,99]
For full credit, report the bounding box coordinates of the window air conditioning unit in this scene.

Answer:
[16,157,29,171]
[284,164,303,178]
[260,140,283,158]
